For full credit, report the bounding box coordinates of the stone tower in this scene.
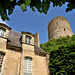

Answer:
[48,16,73,40]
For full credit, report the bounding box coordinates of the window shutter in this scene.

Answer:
[24,57,32,75]
[0,53,5,75]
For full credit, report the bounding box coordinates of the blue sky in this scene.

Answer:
[0,3,75,44]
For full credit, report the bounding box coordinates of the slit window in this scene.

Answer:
[64,28,66,31]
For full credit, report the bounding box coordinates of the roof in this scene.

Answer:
[7,30,22,48]
[34,45,46,54]
[7,30,46,55]
[0,23,11,30]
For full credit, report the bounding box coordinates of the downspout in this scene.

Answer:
[19,49,22,75]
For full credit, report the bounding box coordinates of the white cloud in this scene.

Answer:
[0,17,8,25]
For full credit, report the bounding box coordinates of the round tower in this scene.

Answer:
[48,16,73,40]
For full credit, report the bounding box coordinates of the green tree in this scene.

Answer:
[41,35,75,75]
[0,0,75,20]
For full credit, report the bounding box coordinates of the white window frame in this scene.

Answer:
[25,36,31,44]
[0,29,5,37]
[0,52,5,75]
[24,57,32,75]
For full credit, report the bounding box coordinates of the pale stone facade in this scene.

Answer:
[0,23,49,75]
[48,16,73,40]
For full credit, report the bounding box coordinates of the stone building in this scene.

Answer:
[48,16,73,40]
[0,16,73,75]
[0,23,49,75]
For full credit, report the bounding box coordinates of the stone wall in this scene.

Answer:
[20,43,48,75]
[0,37,49,75]
[48,16,73,40]
[0,38,21,75]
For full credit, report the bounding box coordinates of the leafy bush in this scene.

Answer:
[41,35,75,75]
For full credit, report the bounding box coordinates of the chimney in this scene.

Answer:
[34,33,40,47]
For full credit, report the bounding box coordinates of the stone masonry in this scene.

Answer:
[48,16,73,40]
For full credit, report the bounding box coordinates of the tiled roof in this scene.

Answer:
[7,30,22,48]
[34,45,46,54]
[7,30,46,54]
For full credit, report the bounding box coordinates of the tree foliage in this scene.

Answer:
[41,35,75,75]
[0,0,75,20]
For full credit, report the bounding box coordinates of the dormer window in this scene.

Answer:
[0,29,5,37]
[25,36,31,44]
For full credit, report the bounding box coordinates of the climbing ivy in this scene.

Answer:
[41,35,75,75]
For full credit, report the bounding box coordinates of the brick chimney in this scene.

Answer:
[34,33,40,47]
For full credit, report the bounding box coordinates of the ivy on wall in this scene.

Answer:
[41,35,75,75]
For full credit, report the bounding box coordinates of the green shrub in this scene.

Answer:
[41,35,75,75]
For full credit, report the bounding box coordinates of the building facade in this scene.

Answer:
[0,23,49,75]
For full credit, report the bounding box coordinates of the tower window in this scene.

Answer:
[0,29,5,37]
[24,57,32,75]
[56,22,59,24]
[0,53,5,75]
[25,36,31,44]
[64,28,66,31]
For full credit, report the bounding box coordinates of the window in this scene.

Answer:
[0,29,5,37]
[25,36,31,44]
[56,22,59,24]
[64,28,66,31]
[0,53,5,75]
[24,57,32,75]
